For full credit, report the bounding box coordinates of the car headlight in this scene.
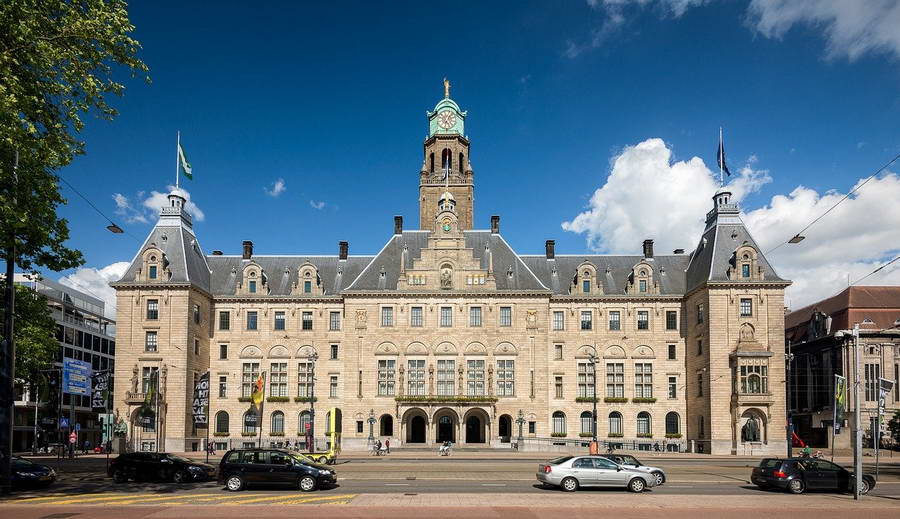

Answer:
[19,472,41,478]
[187,466,204,473]
[318,469,332,475]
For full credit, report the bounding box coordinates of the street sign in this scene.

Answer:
[59,417,69,429]
[63,358,92,395]
[75,423,81,432]
[69,431,77,444]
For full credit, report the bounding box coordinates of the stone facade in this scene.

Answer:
[111,87,790,455]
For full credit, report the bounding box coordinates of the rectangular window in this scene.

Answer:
[330,344,338,360]
[496,360,515,396]
[668,376,677,399]
[605,363,624,398]
[499,306,512,327]
[577,362,596,399]
[329,375,338,398]
[528,421,536,434]
[666,310,677,330]
[304,280,312,293]
[552,311,564,331]
[274,311,286,330]
[469,306,482,327]
[740,298,753,317]
[141,366,159,394]
[144,331,157,352]
[356,421,363,434]
[219,376,227,398]
[581,310,592,330]
[639,279,647,293]
[554,344,563,360]
[467,359,485,396]
[697,339,703,355]
[398,307,417,329]
[241,362,260,398]
[637,310,649,330]
[697,373,703,397]
[246,311,258,330]
[555,376,564,399]
[668,344,676,360]
[194,338,200,355]
[146,299,158,320]
[218,311,230,331]
[302,311,313,330]
[148,265,157,279]
[248,280,257,293]
[697,303,705,324]
[742,264,750,278]
[193,304,201,325]
[270,362,288,397]
[381,307,394,327]
[437,359,455,396]
[377,359,396,396]
[329,311,341,331]
[440,306,453,327]
[582,280,590,293]
[864,363,880,402]
[219,344,228,360]
[297,362,312,398]
[739,362,769,394]
[634,363,653,398]
[407,359,426,395]
[609,311,620,331]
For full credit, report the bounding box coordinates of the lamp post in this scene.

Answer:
[588,353,599,442]
[367,409,376,444]
[785,340,794,458]
[836,325,862,500]
[307,352,318,454]
[516,409,525,446]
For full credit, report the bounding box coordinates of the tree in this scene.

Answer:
[889,410,900,448]
[8,285,57,387]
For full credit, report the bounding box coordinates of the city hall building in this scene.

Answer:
[111,85,790,455]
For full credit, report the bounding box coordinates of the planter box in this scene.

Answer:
[237,397,252,403]
[636,433,653,438]
[607,433,624,438]
[213,432,230,437]
[604,397,628,403]
[575,397,599,403]
[578,433,595,438]
[665,433,682,439]
[631,398,657,404]
[294,397,318,403]
[270,432,285,437]
[267,396,290,403]
[550,433,567,438]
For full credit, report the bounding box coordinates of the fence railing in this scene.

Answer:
[517,436,688,453]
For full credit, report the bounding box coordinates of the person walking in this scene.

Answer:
[83,439,91,455]
[385,438,390,454]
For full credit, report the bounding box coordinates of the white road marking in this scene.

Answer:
[482,484,507,486]
[385,483,410,486]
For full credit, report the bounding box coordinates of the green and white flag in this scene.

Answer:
[178,141,193,180]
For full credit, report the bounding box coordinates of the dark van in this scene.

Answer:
[218,448,336,492]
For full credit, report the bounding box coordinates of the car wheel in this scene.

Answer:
[173,470,190,484]
[787,479,805,494]
[628,478,646,493]
[225,474,245,492]
[299,475,317,492]
[859,479,871,495]
[112,469,128,484]
[652,471,665,486]
[318,456,328,465]
[561,477,579,492]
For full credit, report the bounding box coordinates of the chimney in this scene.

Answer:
[211,250,223,256]
[673,248,685,254]
[242,240,253,260]
[394,215,403,235]
[338,241,349,260]
[642,239,654,259]
[490,215,500,234]
[545,240,555,259]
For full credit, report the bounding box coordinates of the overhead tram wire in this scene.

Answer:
[57,174,142,242]
[850,254,900,286]
[766,150,900,255]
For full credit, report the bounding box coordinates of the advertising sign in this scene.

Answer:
[833,374,847,434]
[91,371,111,412]
[192,372,210,427]
[63,358,92,396]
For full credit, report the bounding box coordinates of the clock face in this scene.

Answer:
[437,110,456,129]
[442,217,452,232]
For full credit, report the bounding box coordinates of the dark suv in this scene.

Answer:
[751,457,875,495]
[108,452,216,483]
[218,448,336,492]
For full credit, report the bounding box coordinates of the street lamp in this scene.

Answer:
[367,409,376,444]
[516,409,525,446]
[588,353,599,442]
[788,234,805,244]
[835,325,862,500]
[307,352,318,454]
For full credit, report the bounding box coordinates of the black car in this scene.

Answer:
[751,457,875,495]
[11,456,56,488]
[218,448,336,492]
[108,452,216,483]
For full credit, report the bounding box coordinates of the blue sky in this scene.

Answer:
[42,1,900,313]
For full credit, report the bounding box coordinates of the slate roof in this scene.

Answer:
[206,255,373,296]
[520,254,691,296]
[118,224,212,293]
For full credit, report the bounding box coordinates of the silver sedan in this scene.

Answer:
[536,455,658,492]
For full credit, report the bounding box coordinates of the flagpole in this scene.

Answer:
[176,131,181,189]
[718,127,724,187]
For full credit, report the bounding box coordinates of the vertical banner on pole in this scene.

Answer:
[192,372,210,428]
[833,375,846,434]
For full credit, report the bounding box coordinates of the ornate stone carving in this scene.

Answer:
[440,267,452,289]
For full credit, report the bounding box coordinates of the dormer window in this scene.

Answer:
[731,245,761,281]
[742,263,750,278]
[249,279,257,293]
[582,280,590,293]
[628,263,655,295]
[149,265,157,279]
[639,279,647,293]
[572,262,601,296]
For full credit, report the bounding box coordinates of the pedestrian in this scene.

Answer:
[385,438,390,454]
[801,445,812,458]
[84,439,91,454]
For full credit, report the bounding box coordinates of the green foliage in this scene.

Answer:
[266,396,290,403]
[0,0,149,273]
[665,433,682,439]
[631,397,657,404]
[575,396,599,403]
[10,284,57,383]
[550,432,567,438]
[293,396,318,403]
[888,410,900,443]
[603,397,628,403]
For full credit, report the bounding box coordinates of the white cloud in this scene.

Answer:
[141,186,205,222]
[309,200,326,210]
[111,186,205,224]
[563,137,900,310]
[58,262,130,319]
[264,178,287,197]
[112,193,148,224]
[747,0,900,61]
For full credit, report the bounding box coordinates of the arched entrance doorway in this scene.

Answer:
[409,416,426,443]
[464,409,489,444]
[432,408,458,443]
[380,414,394,437]
[498,414,512,443]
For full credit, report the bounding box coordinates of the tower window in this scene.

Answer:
[459,152,464,171]
[742,264,750,278]
[149,265,157,279]
[442,148,452,170]
[429,152,434,173]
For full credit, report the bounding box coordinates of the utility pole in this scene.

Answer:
[852,324,862,500]
[786,340,794,458]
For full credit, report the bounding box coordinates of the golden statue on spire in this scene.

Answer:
[443,77,450,98]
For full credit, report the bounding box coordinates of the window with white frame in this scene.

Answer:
[609,310,620,330]
[668,344,676,360]
[469,306,482,327]
[634,363,652,398]
[440,306,453,327]
[637,310,649,330]
[739,361,768,394]
[381,307,394,327]
[740,298,753,317]
[668,376,677,399]
[552,411,566,435]
[271,411,284,434]
[499,306,512,326]
[407,359,426,395]
[329,311,341,331]
[144,331,157,352]
[437,359,455,395]
[552,310,564,331]
[146,299,158,320]
[274,311,286,330]
[580,411,594,435]
[496,359,515,396]
[637,411,651,435]
[577,362,596,398]
[301,311,313,330]
[609,412,623,435]
[329,375,338,398]
[270,362,287,397]
[606,363,624,398]
[218,311,230,330]
[241,362,260,398]
[242,411,256,435]
[215,411,229,433]
[219,375,227,398]
[377,359,395,396]
[297,362,312,398]
[554,344,563,360]
[581,310,592,330]
[467,359,485,396]
[554,376,563,398]
[410,306,423,327]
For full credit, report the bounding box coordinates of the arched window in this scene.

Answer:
[298,411,311,434]
[552,411,566,435]
[459,152,464,171]
[580,411,594,435]
[215,411,229,434]
[442,148,452,170]
[665,412,680,435]
[747,374,762,393]
[637,412,651,436]
[242,411,257,435]
[380,414,394,436]
[271,411,284,434]
[608,412,622,436]
[429,152,435,173]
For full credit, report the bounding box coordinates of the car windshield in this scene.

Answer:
[547,456,574,465]
[759,459,782,468]
[622,456,640,466]
[164,454,193,464]
[288,453,314,465]
[12,457,33,466]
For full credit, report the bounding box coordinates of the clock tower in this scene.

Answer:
[419,78,474,230]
